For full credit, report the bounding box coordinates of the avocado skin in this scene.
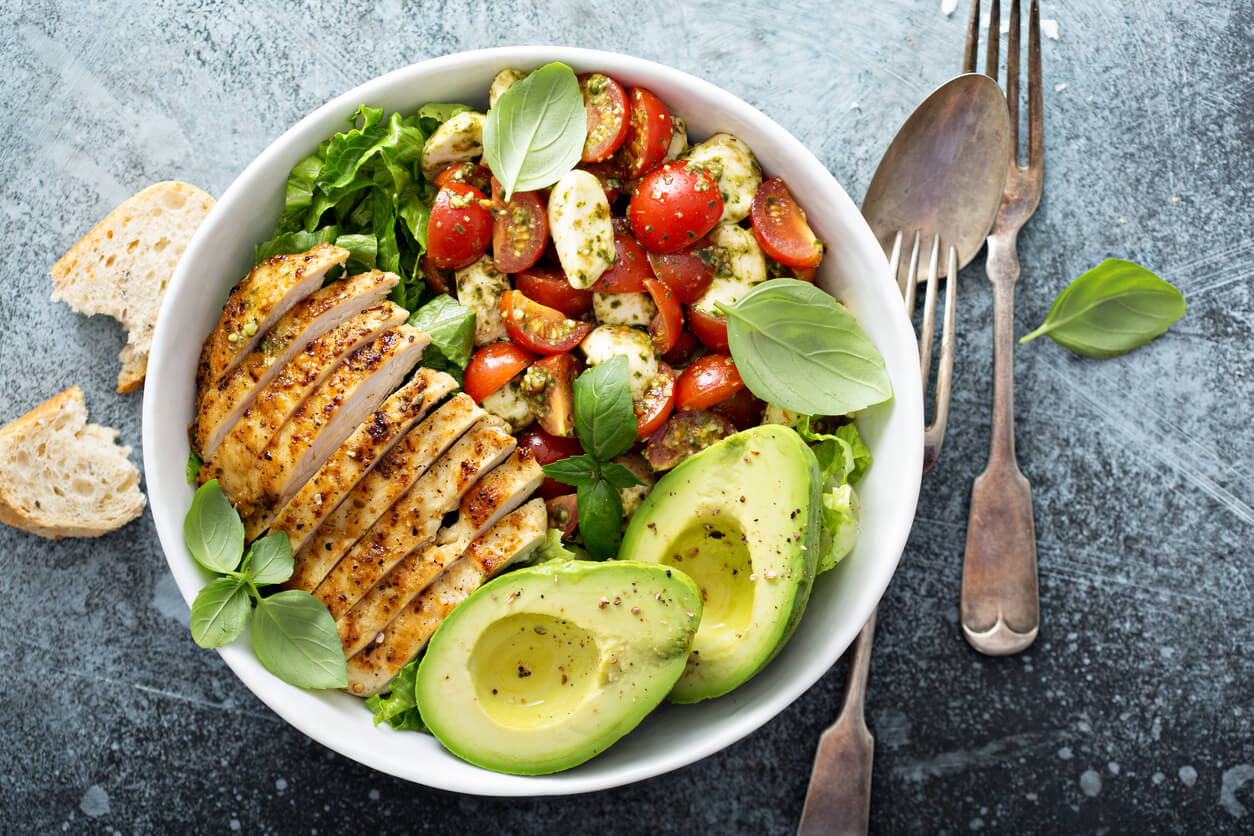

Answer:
[415,560,702,775]
[620,425,822,703]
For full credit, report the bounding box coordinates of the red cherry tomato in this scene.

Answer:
[517,427,584,500]
[628,161,723,254]
[792,264,818,282]
[578,73,630,163]
[687,307,730,352]
[589,218,654,293]
[499,290,594,355]
[546,494,579,536]
[527,353,580,438]
[710,387,765,430]
[750,177,824,270]
[580,160,626,204]
[646,236,716,303]
[513,265,593,318]
[662,330,702,367]
[616,87,672,179]
[427,182,493,270]
[433,162,491,194]
[636,362,676,438]
[675,354,745,411]
[419,253,452,296]
[463,342,535,403]
[644,409,736,471]
[643,276,683,354]
[491,179,548,274]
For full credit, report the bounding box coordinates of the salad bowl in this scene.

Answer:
[141,45,923,795]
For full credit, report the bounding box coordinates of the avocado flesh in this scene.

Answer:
[620,425,821,703]
[415,560,702,775]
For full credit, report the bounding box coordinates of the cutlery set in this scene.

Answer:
[799,1,1045,832]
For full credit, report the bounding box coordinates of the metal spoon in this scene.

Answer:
[797,73,1010,836]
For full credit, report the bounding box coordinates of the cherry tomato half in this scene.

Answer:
[687,306,730,352]
[526,353,580,438]
[636,362,676,438]
[675,354,745,411]
[628,161,723,254]
[750,177,824,270]
[792,264,818,282]
[514,265,593,318]
[646,236,716,303]
[427,182,493,270]
[419,253,452,296]
[616,87,672,180]
[643,276,683,354]
[589,218,654,293]
[579,73,630,163]
[463,342,535,403]
[546,494,579,536]
[662,330,702,367]
[433,162,492,194]
[518,427,584,500]
[499,290,594,355]
[580,160,626,204]
[644,409,736,471]
[491,179,548,274]
[710,387,765,430]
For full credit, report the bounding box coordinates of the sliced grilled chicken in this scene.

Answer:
[336,447,543,657]
[344,499,547,696]
[251,369,458,546]
[198,303,406,497]
[313,418,515,620]
[192,270,398,459]
[287,394,484,592]
[196,244,349,393]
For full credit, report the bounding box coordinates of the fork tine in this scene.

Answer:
[1007,0,1021,162]
[889,230,905,297]
[918,235,941,393]
[985,0,1000,80]
[922,245,959,474]
[963,0,982,73]
[903,231,922,314]
[1027,0,1044,169]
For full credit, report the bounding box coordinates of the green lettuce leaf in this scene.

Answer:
[530,528,584,565]
[817,483,861,574]
[793,419,870,573]
[363,658,428,733]
[406,294,475,377]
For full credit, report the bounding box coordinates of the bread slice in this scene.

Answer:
[0,387,145,539]
[50,181,215,393]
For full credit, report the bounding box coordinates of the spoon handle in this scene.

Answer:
[796,609,876,836]
[961,232,1039,655]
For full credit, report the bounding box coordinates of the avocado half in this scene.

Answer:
[415,560,702,775]
[620,425,822,702]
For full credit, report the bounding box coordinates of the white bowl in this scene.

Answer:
[142,46,923,796]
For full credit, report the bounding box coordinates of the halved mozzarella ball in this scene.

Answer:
[489,68,528,107]
[455,255,509,346]
[690,226,768,317]
[421,111,485,181]
[481,378,535,431]
[548,169,616,289]
[580,325,658,400]
[593,291,657,328]
[683,132,762,224]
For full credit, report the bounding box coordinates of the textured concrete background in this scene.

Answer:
[2,0,1252,832]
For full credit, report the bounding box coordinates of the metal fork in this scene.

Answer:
[960,0,1044,655]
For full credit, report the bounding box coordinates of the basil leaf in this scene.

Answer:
[482,62,586,199]
[185,449,202,484]
[364,658,429,732]
[718,279,893,416]
[599,461,645,490]
[189,576,253,649]
[183,480,245,574]
[407,294,475,374]
[577,478,624,560]
[1019,259,1186,358]
[251,590,347,689]
[573,356,638,461]
[247,531,294,586]
[541,454,601,488]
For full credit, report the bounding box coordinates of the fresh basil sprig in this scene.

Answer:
[183,481,348,689]
[717,279,893,416]
[541,356,642,559]
[1019,259,1186,358]
[482,62,587,199]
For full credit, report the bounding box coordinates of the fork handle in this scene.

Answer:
[961,232,1039,655]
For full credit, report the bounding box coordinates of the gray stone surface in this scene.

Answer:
[1,0,1251,832]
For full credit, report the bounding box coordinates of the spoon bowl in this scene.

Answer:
[862,73,1011,275]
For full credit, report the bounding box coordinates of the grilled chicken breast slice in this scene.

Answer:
[287,394,484,592]
[344,499,547,696]
[198,303,406,498]
[192,270,398,459]
[313,418,515,620]
[197,244,349,393]
[336,447,543,657]
[251,369,459,546]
